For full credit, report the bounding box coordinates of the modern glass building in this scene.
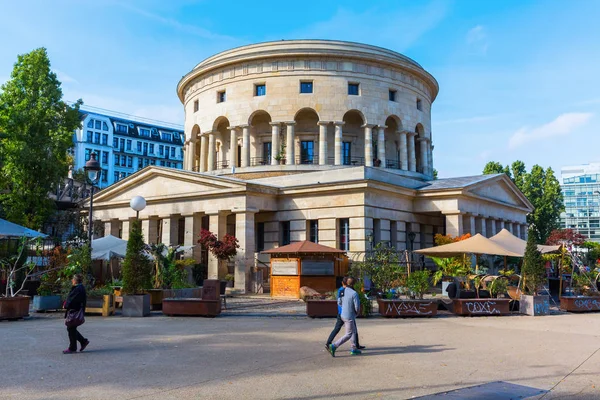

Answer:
[71,108,184,188]
[560,163,600,242]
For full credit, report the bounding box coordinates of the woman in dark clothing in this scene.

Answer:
[63,274,89,354]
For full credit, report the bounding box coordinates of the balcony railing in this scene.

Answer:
[251,157,270,166]
[296,155,317,165]
[214,160,229,169]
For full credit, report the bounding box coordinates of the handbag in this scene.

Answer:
[65,308,85,328]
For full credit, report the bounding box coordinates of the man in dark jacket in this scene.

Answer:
[63,274,89,354]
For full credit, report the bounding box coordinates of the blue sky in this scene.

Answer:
[1,0,599,178]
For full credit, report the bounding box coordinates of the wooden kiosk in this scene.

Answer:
[262,241,348,299]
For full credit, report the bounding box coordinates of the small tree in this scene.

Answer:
[546,229,586,247]
[521,226,546,295]
[351,243,405,295]
[198,229,239,261]
[122,220,152,295]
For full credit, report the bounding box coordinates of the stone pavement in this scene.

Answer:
[2,301,600,400]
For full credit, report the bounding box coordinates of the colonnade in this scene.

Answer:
[183,120,432,175]
[443,212,528,240]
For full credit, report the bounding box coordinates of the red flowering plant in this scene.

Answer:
[198,229,239,261]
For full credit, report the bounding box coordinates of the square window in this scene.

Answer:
[113,138,118,148]
[280,221,291,245]
[389,90,397,102]
[417,98,423,111]
[193,100,199,113]
[94,132,100,144]
[255,84,266,96]
[348,83,360,96]
[114,154,120,166]
[126,140,132,150]
[87,131,93,143]
[137,141,142,152]
[102,134,108,145]
[149,144,154,154]
[217,90,226,103]
[95,120,101,130]
[300,81,313,94]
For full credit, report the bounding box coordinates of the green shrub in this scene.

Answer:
[406,270,431,299]
[122,220,152,295]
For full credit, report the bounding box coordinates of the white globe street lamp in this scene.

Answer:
[130,196,146,219]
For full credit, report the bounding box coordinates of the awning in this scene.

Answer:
[91,235,128,260]
[0,218,48,239]
[489,229,560,256]
[414,233,522,257]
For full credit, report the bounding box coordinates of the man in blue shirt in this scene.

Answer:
[325,277,365,351]
[328,277,362,356]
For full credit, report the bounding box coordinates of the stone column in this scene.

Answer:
[198,135,207,172]
[334,121,344,165]
[407,132,417,172]
[228,127,238,168]
[377,125,386,167]
[191,138,198,171]
[507,222,513,234]
[515,224,521,239]
[183,141,189,170]
[399,131,408,170]
[469,215,476,236]
[480,217,487,237]
[444,212,464,237]
[234,209,257,293]
[362,124,374,167]
[161,216,179,246]
[419,137,429,174]
[241,125,250,167]
[285,122,295,165]
[318,121,328,165]
[207,133,215,172]
[121,220,131,240]
[489,218,497,236]
[141,219,150,244]
[499,220,505,230]
[207,211,227,279]
[183,214,201,262]
[270,122,280,166]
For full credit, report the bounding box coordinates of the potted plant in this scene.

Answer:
[86,286,116,317]
[224,273,235,288]
[378,270,438,318]
[0,237,39,320]
[121,220,152,317]
[430,234,472,296]
[274,142,286,165]
[488,276,509,299]
[373,158,381,167]
[305,290,338,318]
[33,246,68,312]
[198,229,239,289]
[519,226,550,316]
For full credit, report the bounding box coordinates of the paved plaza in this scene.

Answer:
[2,300,600,400]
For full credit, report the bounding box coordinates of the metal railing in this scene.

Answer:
[295,155,317,165]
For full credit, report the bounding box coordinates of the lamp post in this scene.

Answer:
[130,196,146,220]
[84,152,101,244]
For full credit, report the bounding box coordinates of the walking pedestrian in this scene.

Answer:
[63,274,89,354]
[325,277,365,351]
[328,277,361,357]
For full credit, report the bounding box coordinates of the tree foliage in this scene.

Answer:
[521,226,546,295]
[0,48,82,229]
[122,220,152,294]
[483,160,563,243]
[546,228,586,247]
[350,242,406,295]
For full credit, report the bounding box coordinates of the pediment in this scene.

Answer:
[92,167,248,205]
[467,177,532,211]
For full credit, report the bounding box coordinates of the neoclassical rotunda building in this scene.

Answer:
[90,40,532,292]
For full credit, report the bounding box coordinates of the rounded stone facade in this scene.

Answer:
[178,40,439,179]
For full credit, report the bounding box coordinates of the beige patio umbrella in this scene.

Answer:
[489,228,560,256]
[414,233,522,258]
[414,233,522,273]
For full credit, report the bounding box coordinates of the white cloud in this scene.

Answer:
[54,69,78,84]
[508,112,593,149]
[466,25,488,54]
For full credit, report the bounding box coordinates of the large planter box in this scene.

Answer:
[33,295,63,312]
[452,298,511,316]
[520,294,550,316]
[560,296,600,312]
[86,295,115,317]
[0,296,30,320]
[306,299,338,318]
[122,294,151,317]
[378,299,438,318]
[162,298,220,317]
